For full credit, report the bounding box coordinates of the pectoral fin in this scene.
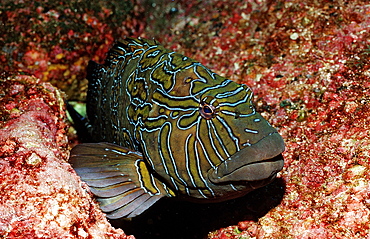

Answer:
[69,142,175,219]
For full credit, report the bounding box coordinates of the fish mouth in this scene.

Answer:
[207,132,285,184]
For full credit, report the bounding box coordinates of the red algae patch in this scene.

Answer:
[0,75,133,238]
[0,1,147,101]
[169,1,370,238]
[144,0,370,238]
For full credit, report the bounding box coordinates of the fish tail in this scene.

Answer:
[69,142,175,219]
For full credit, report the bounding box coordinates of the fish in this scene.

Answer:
[69,37,285,219]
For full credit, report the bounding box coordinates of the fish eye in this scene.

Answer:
[199,101,216,120]
[203,105,213,114]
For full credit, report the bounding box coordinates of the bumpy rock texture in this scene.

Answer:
[168,1,370,238]
[0,75,133,238]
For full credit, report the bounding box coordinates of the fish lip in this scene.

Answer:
[207,132,285,184]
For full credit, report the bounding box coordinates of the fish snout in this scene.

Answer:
[207,132,285,184]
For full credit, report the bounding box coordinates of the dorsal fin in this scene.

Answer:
[69,143,175,219]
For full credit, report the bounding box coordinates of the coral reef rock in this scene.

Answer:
[0,75,133,239]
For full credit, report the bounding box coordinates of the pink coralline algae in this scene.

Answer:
[0,1,147,101]
[0,75,133,239]
[167,1,370,238]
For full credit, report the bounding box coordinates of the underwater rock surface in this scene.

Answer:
[0,75,133,239]
[140,1,370,238]
[168,1,370,238]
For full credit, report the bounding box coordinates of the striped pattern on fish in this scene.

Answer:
[69,37,285,219]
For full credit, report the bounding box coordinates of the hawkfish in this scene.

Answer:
[69,37,285,219]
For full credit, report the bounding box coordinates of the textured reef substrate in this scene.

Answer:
[1,0,370,238]
[0,75,133,238]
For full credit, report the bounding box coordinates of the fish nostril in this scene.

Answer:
[234,110,240,119]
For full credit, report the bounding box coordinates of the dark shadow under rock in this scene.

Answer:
[111,178,286,239]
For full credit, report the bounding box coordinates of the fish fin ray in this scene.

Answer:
[69,142,172,218]
[104,193,163,219]
[126,195,162,218]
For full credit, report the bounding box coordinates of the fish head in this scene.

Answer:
[202,90,285,184]
[141,55,284,201]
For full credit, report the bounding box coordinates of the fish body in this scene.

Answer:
[69,38,285,219]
